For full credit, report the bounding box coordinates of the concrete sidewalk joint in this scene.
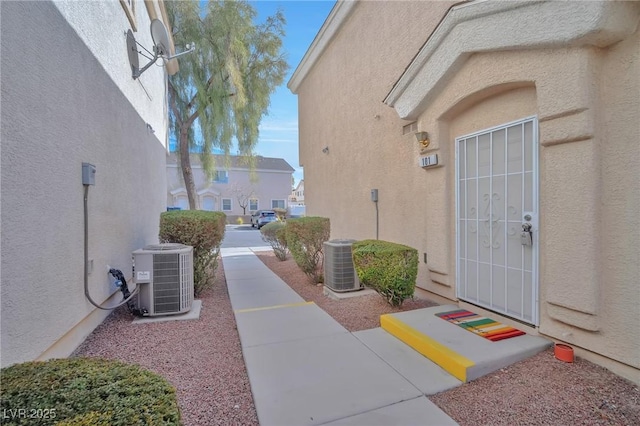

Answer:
[235,301,314,314]
[223,250,460,425]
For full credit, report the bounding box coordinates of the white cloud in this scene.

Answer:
[259,120,299,133]
[259,138,297,144]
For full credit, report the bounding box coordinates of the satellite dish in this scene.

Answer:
[150,19,170,57]
[126,30,139,71]
[127,19,195,80]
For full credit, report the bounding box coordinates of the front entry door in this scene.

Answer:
[456,117,538,325]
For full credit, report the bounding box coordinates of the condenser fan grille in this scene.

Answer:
[133,244,194,316]
[152,253,181,314]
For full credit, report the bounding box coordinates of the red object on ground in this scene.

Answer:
[555,343,574,363]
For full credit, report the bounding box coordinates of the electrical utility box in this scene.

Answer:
[82,163,96,185]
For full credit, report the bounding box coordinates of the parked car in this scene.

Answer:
[251,210,277,229]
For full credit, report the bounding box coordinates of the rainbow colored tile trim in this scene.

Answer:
[436,309,526,342]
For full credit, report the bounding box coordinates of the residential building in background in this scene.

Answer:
[289,0,640,383]
[167,154,295,217]
[289,179,305,206]
[1,1,177,366]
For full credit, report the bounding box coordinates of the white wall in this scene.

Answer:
[53,0,169,148]
[1,1,168,366]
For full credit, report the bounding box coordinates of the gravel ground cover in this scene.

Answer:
[430,350,640,425]
[255,251,438,331]
[73,250,639,426]
[256,251,640,426]
[73,263,259,426]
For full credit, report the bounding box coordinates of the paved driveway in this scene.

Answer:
[221,224,269,248]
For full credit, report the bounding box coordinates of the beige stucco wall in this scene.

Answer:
[294,0,639,381]
[412,27,640,379]
[297,0,457,241]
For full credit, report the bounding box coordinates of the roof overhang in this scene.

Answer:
[197,188,220,196]
[287,0,357,94]
[145,0,179,75]
[384,0,640,120]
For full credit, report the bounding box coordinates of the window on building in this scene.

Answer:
[212,170,228,183]
[271,199,285,209]
[222,198,232,211]
[249,199,258,211]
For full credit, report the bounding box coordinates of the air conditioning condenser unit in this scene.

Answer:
[132,243,194,316]
[324,239,361,292]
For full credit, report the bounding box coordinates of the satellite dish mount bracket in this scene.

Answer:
[126,19,194,80]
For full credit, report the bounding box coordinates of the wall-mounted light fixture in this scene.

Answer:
[322,146,329,154]
[415,131,430,150]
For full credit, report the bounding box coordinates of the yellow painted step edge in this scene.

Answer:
[380,314,475,382]
[235,301,314,314]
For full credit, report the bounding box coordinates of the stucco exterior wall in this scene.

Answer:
[166,161,294,216]
[409,22,640,378]
[52,0,169,147]
[297,0,457,242]
[293,0,639,381]
[1,1,167,366]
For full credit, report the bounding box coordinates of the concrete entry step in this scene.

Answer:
[381,305,551,382]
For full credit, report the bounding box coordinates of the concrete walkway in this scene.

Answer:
[222,247,458,426]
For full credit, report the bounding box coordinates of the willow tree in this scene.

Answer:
[166,0,288,209]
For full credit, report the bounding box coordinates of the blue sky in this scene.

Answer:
[251,0,335,185]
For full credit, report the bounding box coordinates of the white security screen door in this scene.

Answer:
[456,117,538,325]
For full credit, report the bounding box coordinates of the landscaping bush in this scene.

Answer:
[285,217,330,283]
[352,239,418,307]
[159,210,226,296]
[260,221,288,260]
[0,358,180,426]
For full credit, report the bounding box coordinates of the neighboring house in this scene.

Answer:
[289,179,305,206]
[289,0,640,383]
[167,154,295,216]
[1,1,177,367]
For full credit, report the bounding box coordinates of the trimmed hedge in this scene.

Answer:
[0,358,180,426]
[260,221,288,260]
[352,239,418,307]
[159,210,226,296]
[285,217,330,283]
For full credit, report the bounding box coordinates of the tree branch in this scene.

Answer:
[168,81,184,128]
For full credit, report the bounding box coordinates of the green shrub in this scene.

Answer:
[0,358,180,426]
[159,210,226,296]
[285,217,330,283]
[352,239,418,307]
[260,222,288,260]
